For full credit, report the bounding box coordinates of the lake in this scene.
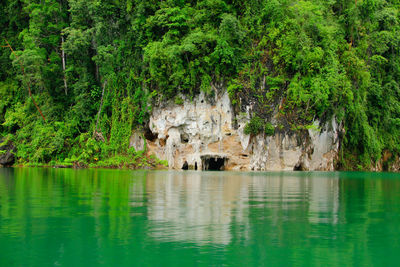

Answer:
[0,168,399,266]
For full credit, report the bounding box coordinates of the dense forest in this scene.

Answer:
[1,0,400,169]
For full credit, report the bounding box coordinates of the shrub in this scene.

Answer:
[174,96,184,105]
[264,123,275,136]
[244,116,264,135]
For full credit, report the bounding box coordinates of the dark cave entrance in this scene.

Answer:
[201,155,227,171]
[182,161,189,170]
[208,158,225,170]
[293,162,306,171]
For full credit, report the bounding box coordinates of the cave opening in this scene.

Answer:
[182,160,189,171]
[143,126,158,141]
[208,158,225,170]
[201,155,227,171]
[182,161,189,170]
[293,162,304,171]
[293,165,302,171]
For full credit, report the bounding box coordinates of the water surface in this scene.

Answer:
[1,168,400,266]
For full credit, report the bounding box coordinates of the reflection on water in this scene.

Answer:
[145,172,341,244]
[146,172,250,245]
[1,168,400,266]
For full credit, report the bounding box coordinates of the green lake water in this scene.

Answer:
[0,168,400,266]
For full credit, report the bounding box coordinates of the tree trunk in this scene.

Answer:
[61,35,68,95]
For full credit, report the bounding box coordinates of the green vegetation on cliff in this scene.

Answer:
[1,0,400,169]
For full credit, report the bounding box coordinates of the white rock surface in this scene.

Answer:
[144,91,341,171]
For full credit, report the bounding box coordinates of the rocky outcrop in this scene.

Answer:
[0,138,16,167]
[129,131,145,151]
[372,151,400,172]
[249,119,340,171]
[144,91,341,171]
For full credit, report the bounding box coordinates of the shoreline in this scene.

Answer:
[2,164,399,173]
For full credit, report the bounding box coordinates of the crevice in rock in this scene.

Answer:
[180,133,189,143]
[182,161,188,170]
[144,126,158,141]
[294,162,304,171]
[159,134,169,147]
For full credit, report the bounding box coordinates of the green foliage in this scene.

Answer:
[244,118,275,136]
[264,123,275,136]
[244,116,264,135]
[174,96,184,105]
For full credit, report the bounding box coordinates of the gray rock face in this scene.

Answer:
[129,131,145,151]
[144,91,341,171]
[0,138,16,167]
[249,119,340,171]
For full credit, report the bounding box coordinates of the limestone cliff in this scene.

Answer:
[139,91,341,171]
